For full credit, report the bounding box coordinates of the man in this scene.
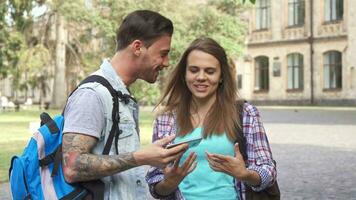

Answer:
[62,10,188,199]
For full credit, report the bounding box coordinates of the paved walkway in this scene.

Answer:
[267,124,356,199]
[0,182,10,200]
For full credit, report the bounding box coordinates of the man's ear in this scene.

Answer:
[131,40,144,56]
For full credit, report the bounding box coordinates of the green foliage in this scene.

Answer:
[1,0,250,105]
[0,31,26,82]
[0,1,6,29]
[1,0,39,98]
[209,0,245,16]
[187,4,246,57]
[243,0,256,4]
[151,0,248,99]
[81,51,102,74]
[18,44,51,94]
[70,0,248,69]
[0,1,9,77]
[130,80,160,106]
[7,0,33,31]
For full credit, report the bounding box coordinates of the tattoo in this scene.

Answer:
[62,133,138,182]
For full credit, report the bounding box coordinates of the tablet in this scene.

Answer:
[166,137,203,149]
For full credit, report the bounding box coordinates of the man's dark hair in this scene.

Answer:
[116,10,173,51]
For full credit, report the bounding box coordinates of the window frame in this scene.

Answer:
[323,51,342,90]
[288,0,305,27]
[237,74,243,89]
[256,0,271,30]
[324,0,343,22]
[254,56,269,91]
[287,53,304,90]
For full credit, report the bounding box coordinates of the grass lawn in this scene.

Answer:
[0,107,155,183]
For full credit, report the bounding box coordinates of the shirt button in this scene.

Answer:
[136,180,142,186]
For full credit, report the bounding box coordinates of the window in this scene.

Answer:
[288,0,305,26]
[255,56,269,91]
[324,51,342,89]
[287,53,304,90]
[256,0,270,30]
[237,74,242,89]
[324,0,343,22]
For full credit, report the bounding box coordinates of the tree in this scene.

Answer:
[77,0,250,105]
[244,0,256,4]
[51,12,67,108]
[0,1,8,77]
[0,0,41,101]
[1,0,252,106]
[48,0,250,105]
[0,0,30,96]
[19,0,99,108]
[18,44,51,106]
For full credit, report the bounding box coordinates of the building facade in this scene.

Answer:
[237,0,356,105]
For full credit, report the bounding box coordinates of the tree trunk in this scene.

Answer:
[51,13,67,109]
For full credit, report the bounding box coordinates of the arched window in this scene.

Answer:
[255,56,269,91]
[323,51,342,89]
[287,53,304,90]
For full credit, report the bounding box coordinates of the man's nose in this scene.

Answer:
[162,56,169,68]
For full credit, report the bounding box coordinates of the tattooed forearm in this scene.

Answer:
[70,152,137,181]
[62,133,138,183]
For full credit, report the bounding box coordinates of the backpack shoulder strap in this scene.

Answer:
[79,75,120,155]
[66,75,120,155]
[76,75,117,101]
[236,100,248,161]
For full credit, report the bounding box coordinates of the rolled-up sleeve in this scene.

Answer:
[145,114,183,200]
[244,105,277,192]
[146,167,178,199]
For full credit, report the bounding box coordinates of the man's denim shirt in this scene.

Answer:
[80,59,147,200]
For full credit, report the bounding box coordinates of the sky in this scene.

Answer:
[31,4,47,18]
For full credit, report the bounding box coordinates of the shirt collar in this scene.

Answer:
[100,58,130,95]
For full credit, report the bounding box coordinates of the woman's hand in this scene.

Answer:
[206,143,261,186]
[155,151,197,196]
[206,143,248,179]
[164,151,197,184]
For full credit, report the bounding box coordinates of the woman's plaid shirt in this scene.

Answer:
[145,102,277,200]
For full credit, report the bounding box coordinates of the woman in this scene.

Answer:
[146,37,277,200]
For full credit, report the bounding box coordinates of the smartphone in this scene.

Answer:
[166,137,203,149]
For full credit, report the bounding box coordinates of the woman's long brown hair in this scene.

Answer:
[156,37,243,142]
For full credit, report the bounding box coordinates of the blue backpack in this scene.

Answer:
[9,75,128,200]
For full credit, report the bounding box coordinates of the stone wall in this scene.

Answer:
[242,0,356,106]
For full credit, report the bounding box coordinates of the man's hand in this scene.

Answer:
[133,134,189,168]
